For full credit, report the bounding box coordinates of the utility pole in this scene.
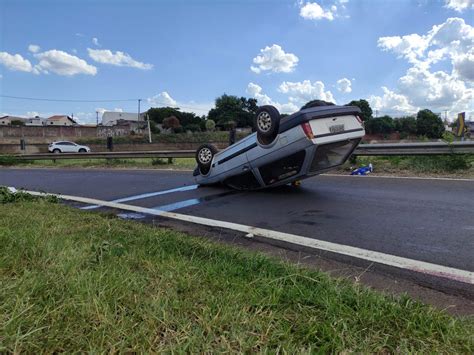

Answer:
[96,111,99,126]
[375,109,378,118]
[138,99,142,121]
[147,114,152,143]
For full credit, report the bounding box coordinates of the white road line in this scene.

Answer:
[322,173,474,182]
[81,184,198,210]
[19,188,474,285]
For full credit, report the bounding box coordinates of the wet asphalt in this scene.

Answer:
[1,168,473,273]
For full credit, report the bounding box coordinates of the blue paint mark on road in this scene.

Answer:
[81,184,199,210]
[152,190,240,212]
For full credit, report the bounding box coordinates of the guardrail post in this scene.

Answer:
[107,137,113,152]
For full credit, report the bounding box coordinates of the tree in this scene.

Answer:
[207,94,257,128]
[205,119,216,131]
[416,109,445,138]
[346,99,373,121]
[301,100,335,110]
[146,107,204,128]
[364,115,395,134]
[10,119,25,126]
[184,124,201,132]
[394,116,417,136]
[162,116,181,130]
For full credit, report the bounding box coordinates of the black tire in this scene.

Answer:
[254,105,280,144]
[53,149,61,154]
[78,148,87,153]
[195,143,217,175]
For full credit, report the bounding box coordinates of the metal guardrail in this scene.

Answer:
[354,141,474,156]
[11,141,474,160]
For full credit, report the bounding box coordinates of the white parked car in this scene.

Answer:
[48,141,91,153]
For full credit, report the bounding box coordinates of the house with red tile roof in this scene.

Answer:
[45,115,78,126]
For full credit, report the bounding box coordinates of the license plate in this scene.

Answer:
[329,124,345,133]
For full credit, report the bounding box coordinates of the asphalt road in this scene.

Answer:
[1,168,473,276]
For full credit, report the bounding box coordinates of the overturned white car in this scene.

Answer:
[194,102,365,190]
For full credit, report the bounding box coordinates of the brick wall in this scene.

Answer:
[0,125,145,145]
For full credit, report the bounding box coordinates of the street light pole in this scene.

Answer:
[147,114,152,143]
[138,99,142,121]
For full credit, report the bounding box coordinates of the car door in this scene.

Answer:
[63,142,76,152]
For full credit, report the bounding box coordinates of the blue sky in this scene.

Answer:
[0,0,473,123]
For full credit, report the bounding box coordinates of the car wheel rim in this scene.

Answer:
[257,112,272,132]
[198,148,212,164]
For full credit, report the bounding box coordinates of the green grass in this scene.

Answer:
[1,192,473,352]
[7,157,196,170]
[345,155,474,176]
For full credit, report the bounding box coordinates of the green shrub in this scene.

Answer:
[0,186,57,204]
[0,155,21,166]
[406,155,471,172]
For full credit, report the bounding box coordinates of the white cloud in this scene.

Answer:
[453,52,474,81]
[95,107,123,115]
[147,92,177,106]
[34,50,97,76]
[300,2,334,21]
[336,78,352,93]
[92,37,101,47]
[0,52,35,73]
[146,92,212,116]
[445,0,474,12]
[374,17,474,118]
[278,80,335,104]
[247,83,299,114]
[87,48,153,70]
[369,87,417,116]
[377,17,474,69]
[28,44,40,53]
[398,66,467,108]
[251,44,299,74]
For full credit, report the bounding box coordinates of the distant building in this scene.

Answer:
[46,115,77,126]
[24,116,46,126]
[102,111,146,126]
[0,116,26,125]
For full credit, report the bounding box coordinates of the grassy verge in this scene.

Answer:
[0,157,196,170]
[343,155,474,178]
[1,190,473,352]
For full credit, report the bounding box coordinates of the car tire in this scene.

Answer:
[254,105,280,144]
[78,148,87,153]
[53,149,61,154]
[196,143,217,175]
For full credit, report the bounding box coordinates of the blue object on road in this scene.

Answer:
[351,163,373,176]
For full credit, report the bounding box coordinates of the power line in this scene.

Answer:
[0,94,209,112]
[0,94,138,103]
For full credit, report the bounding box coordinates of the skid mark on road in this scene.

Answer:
[81,184,199,210]
[18,188,474,286]
[152,190,240,212]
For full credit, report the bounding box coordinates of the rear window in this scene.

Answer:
[310,139,359,172]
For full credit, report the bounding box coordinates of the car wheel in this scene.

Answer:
[53,149,61,154]
[254,105,280,144]
[78,148,86,153]
[196,143,217,175]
